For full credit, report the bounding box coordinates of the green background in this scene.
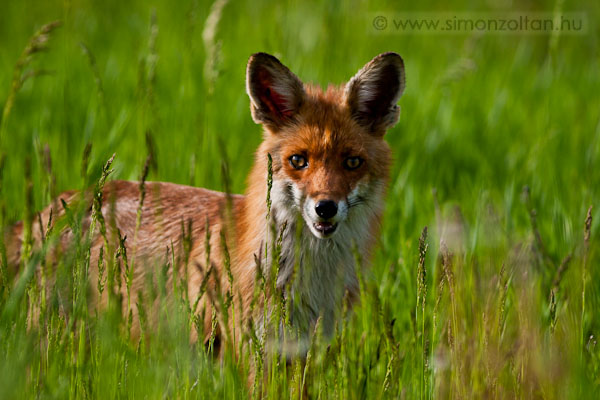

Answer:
[0,0,598,398]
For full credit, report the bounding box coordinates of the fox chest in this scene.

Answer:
[273,228,360,337]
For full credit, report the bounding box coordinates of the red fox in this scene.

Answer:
[6,52,405,353]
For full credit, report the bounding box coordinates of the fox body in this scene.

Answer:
[7,52,405,350]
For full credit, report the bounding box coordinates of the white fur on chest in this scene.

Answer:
[274,223,359,336]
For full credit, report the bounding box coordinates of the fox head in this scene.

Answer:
[246,52,405,240]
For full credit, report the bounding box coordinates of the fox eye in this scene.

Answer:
[289,154,308,170]
[344,157,363,170]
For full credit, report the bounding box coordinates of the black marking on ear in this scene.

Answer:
[246,53,306,130]
[345,52,406,134]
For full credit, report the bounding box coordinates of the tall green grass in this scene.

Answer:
[0,0,599,398]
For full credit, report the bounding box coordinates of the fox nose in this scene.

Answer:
[315,200,338,219]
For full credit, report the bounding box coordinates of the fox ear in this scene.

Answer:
[345,52,406,134]
[246,53,305,129]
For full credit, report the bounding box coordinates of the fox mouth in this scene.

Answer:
[313,221,338,236]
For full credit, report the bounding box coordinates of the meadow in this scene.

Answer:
[0,0,599,398]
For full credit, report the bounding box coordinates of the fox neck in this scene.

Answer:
[236,150,385,336]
